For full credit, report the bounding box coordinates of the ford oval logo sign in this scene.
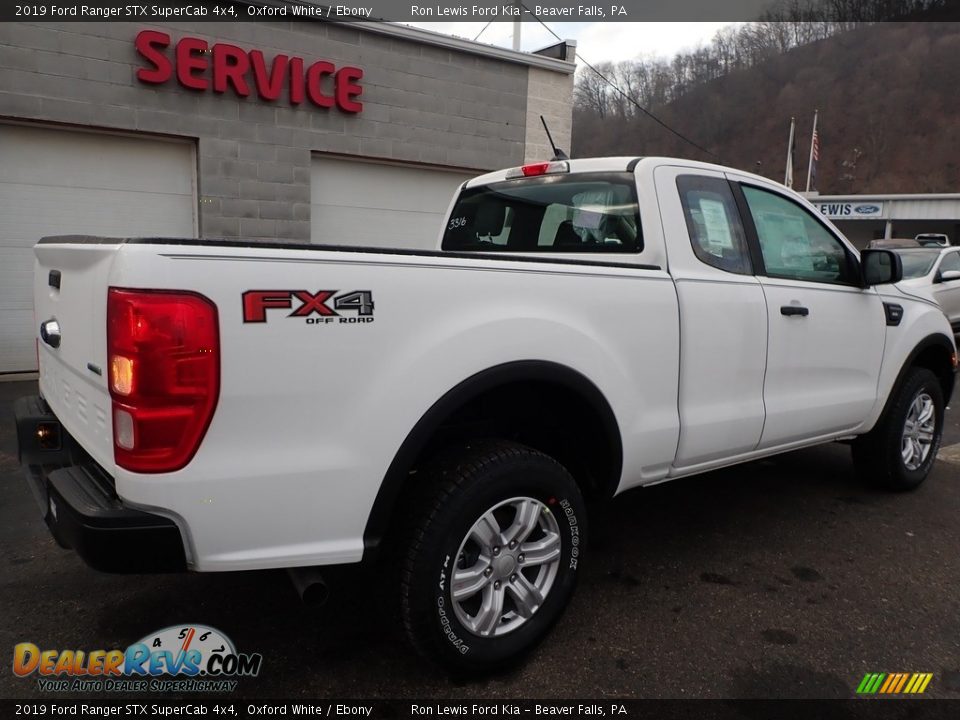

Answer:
[854,204,880,215]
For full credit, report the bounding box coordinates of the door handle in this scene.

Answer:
[781,305,809,317]
[40,319,61,349]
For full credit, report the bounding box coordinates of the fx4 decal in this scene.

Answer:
[242,290,374,324]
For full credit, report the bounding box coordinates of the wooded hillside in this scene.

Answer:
[571,22,960,193]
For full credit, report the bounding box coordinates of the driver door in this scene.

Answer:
[732,180,887,448]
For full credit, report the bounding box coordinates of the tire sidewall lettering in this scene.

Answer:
[436,553,470,654]
[557,498,580,571]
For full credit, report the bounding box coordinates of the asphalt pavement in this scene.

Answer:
[2,379,960,700]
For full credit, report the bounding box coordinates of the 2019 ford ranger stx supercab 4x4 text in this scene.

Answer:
[15,156,957,671]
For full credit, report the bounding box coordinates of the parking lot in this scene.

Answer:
[2,378,960,700]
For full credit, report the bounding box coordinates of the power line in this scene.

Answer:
[473,21,494,42]
[520,4,720,161]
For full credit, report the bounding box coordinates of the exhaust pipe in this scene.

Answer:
[287,566,329,606]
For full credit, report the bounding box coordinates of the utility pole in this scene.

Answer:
[513,0,521,51]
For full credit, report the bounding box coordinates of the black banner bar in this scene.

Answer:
[1,0,956,23]
[3,699,960,719]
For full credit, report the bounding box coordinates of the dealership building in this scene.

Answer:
[0,17,576,375]
[806,193,960,249]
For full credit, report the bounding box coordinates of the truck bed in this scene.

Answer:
[33,235,678,571]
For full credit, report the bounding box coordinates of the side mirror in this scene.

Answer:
[941,270,960,283]
[861,249,903,287]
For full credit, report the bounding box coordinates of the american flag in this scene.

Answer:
[810,130,820,182]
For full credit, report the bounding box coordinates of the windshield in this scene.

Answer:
[896,251,939,279]
[442,172,642,253]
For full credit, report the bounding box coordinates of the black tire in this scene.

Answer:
[399,440,586,673]
[852,367,944,491]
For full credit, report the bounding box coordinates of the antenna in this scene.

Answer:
[540,115,569,161]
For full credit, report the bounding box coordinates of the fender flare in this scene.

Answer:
[361,360,623,555]
[871,332,956,433]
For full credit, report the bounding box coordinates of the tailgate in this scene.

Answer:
[33,238,121,473]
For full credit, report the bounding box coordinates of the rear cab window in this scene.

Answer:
[442,173,642,254]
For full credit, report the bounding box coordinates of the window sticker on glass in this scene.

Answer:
[572,190,613,242]
[698,198,733,255]
[573,191,612,230]
[783,216,806,243]
[572,206,603,230]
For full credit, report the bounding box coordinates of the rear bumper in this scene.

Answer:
[15,395,187,573]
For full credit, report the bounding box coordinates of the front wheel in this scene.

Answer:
[852,367,944,491]
[399,441,586,673]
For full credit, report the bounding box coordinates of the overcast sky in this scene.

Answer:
[405,22,741,65]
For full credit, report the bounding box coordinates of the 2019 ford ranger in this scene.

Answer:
[15,157,957,671]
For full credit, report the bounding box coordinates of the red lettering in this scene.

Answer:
[134,30,172,84]
[289,57,304,105]
[306,61,336,109]
[176,37,209,91]
[242,291,292,323]
[135,33,362,113]
[290,291,337,317]
[249,50,288,102]
[335,67,364,113]
[212,43,251,96]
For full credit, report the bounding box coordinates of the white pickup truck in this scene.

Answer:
[16,156,957,672]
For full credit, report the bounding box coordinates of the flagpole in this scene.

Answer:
[784,117,796,187]
[805,109,819,192]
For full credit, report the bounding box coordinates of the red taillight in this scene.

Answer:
[107,288,220,473]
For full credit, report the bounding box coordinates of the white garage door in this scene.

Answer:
[0,125,196,374]
[311,156,474,249]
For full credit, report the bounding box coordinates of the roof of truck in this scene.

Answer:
[463,156,774,189]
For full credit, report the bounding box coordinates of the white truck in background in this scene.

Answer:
[915,233,951,248]
[16,157,956,672]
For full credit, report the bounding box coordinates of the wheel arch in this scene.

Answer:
[362,361,623,556]
[872,332,956,433]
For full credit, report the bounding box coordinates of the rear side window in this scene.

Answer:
[442,172,642,253]
[676,175,752,275]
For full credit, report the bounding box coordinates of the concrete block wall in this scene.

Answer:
[0,21,572,243]
[523,66,574,163]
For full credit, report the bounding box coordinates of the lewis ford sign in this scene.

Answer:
[814,202,884,219]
